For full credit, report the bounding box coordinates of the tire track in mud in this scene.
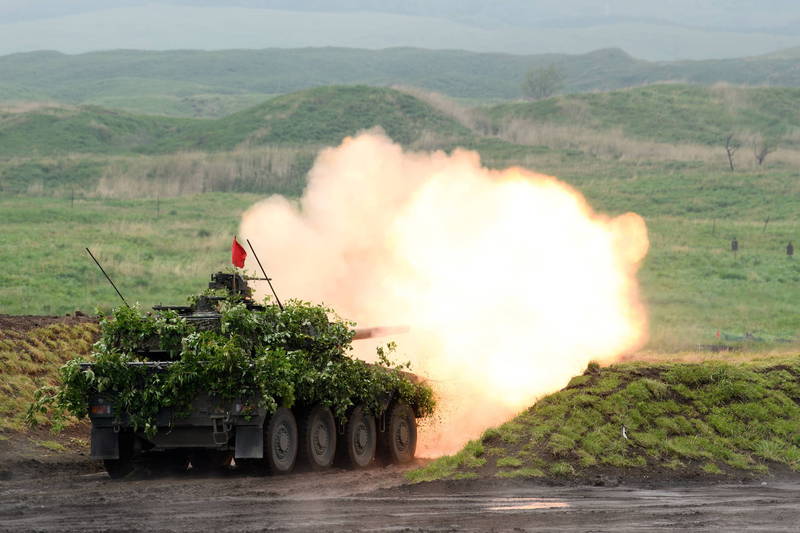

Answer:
[2,464,800,532]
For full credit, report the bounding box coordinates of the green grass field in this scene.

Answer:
[0,193,260,316]
[1,83,799,354]
[1,171,798,353]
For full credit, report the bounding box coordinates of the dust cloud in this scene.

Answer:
[240,131,649,456]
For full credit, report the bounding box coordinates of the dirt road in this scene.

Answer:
[1,461,799,532]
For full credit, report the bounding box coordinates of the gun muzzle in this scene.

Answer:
[352,326,410,340]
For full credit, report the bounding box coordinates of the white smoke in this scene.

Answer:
[241,132,649,455]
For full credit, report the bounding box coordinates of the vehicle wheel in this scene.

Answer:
[103,431,135,479]
[265,407,298,474]
[104,458,134,479]
[190,451,232,472]
[299,405,337,470]
[338,405,376,469]
[379,401,417,465]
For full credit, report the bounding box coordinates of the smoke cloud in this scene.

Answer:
[241,131,648,456]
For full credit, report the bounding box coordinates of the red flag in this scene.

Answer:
[232,237,247,268]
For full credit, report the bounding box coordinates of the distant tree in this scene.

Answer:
[522,64,566,101]
[751,134,776,166]
[724,134,739,171]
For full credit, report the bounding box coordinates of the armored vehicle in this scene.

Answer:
[84,272,430,478]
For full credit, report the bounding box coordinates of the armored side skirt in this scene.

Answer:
[91,427,119,460]
[88,394,266,460]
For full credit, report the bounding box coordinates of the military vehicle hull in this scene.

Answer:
[80,272,423,477]
[84,363,416,478]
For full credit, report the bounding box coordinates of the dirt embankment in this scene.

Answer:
[0,313,97,333]
[1,313,100,479]
[411,357,800,485]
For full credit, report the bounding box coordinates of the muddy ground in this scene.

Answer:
[1,451,799,532]
[3,313,799,530]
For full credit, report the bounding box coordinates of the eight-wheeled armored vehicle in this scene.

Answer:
[85,272,426,478]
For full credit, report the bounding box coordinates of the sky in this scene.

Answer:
[0,1,799,60]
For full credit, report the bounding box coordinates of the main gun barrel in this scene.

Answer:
[352,326,410,340]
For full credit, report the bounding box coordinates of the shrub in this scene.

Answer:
[28,296,435,435]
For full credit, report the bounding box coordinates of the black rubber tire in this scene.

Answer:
[103,458,135,479]
[103,431,135,479]
[265,407,298,474]
[379,401,417,465]
[298,405,337,470]
[338,405,376,469]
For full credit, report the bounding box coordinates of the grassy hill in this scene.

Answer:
[487,84,800,148]
[2,48,800,116]
[3,83,799,162]
[0,86,471,160]
[0,105,191,157]
[1,317,98,432]
[760,46,800,59]
[0,85,472,196]
[200,85,473,149]
[410,357,800,482]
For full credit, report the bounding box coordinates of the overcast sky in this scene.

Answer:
[1,1,798,60]
[4,1,800,29]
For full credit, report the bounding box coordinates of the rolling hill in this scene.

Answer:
[0,86,472,158]
[2,48,800,117]
[487,84,800,148]
[3,83,799,163]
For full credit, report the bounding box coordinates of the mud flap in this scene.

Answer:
[91,427,119,460]
[235,426,263,459]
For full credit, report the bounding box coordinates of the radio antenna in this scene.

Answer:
[86,248,130,308]
[246,239,284,311]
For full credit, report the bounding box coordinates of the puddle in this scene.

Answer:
[485,498,569,511]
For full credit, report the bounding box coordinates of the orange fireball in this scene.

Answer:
[241,132,648,456]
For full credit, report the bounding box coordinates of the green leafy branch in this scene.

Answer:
[28,297,435,435]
